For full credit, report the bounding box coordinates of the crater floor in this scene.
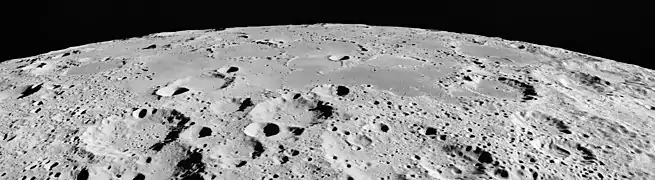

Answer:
[1,24,654,180]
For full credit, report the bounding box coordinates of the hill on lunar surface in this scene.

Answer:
[0,24,654,180]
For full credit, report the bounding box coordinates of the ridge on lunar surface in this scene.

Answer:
[1,24,654,180]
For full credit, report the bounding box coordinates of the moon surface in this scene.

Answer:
[1,24,654,180]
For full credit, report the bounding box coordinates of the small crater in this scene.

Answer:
[439,135,447,140]
[143,44,157,49]
[494,169,509,179]
[172,87,190,96]
[263,123,280,137]
[380,123,390,132]
[132,109,149,119]
[198,127,212,138]
[477,151,494,164]
[328,55,350,61]
[349,134,373,147]
[132,173,146,180]
[226,66,239,73]
[60,52,72,57]
[235,161,248,168]
[155,86,191,97]
[424,127,437,136]
[335,85,350,96]
[279,156,289,164]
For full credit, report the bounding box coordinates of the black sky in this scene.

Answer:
[2,2,646,69]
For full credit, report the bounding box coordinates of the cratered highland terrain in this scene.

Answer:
[0,24,654,180]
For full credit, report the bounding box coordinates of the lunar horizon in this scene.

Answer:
[0,24,653,180]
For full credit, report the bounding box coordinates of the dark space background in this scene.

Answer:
[1,2,646,69]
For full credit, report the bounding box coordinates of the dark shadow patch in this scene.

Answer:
[135,109,148,119]
[393,174,409,180]
[76,168,89,180]
[477,150,494,164]
[570,72,613,93]
[494,169,509,178]
[463,76,473,81]
[180,174,204,180]
[132,173,146,180]
[576,144,597,164]
[255,41,279,48]
[288,149,300,156]
[424,127,437,136]
[149,109,192,151]
[472,163,486,174]
[235,160,247,168]
[548,116,572,134]
[549,143,571,158]
[172,87,190,96]
[335,85,350,96]
[226,66,239,73]
[534,112,573,134]
[292,93,302,99]
[357,44,368,52]
[288,127,305,136]
[198,127,212,138]
[309,101,335,120]
[380,123,389,132]
[60,52,72,57]
[263,123,280,137]
[219,77,236,89]
[18,83,43,99]
[279,156,289,164]
[442,144,459,153]
[250,139,265,159]
[237,98,254,112]
[443,144,496,165]
[143,44,157,49]
[149,142,167,152]
[207,70,226,79]
[175,150,206,179]
[497,77,538,101]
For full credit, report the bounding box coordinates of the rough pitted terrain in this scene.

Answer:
[1,24,654,180]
